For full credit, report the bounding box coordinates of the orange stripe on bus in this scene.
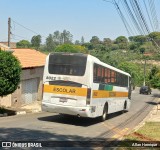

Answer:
[43,84,87,97]
[92,90,128,98]
[43,85,128,98]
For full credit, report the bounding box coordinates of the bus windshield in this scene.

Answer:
[48,53,87,76]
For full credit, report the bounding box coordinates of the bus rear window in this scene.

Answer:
[48,53,87,76]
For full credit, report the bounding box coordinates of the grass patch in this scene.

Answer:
[125,122,160,141]
[117,122,160,149]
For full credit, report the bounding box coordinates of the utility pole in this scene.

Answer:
[8,17,11,47]
[143,59,146,86]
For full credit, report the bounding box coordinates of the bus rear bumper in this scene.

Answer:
[42,102,95,118]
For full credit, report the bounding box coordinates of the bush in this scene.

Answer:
[0,50,21,96]
[55,44,88,53]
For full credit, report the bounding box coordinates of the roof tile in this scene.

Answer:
[12,49,47,68]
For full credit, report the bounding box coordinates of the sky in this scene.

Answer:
[0,0,160,43]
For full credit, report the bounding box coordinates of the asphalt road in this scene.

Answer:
[0,88,159,148]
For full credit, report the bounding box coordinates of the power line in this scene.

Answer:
[11,33,30,41]
[120,0,138,35]
[143,0,155,31]
[134,0,150,34]
[129,0,147,35]
[11,19,47,39]
[148,0,159,31]
[121,0,143,35]
[113,0,134,36]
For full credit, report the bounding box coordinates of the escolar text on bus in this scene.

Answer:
[53,87,76,94]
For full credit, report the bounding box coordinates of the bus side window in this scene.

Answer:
[93,64,98,82]
[107,69,111,83]
[104,68,108,83]
[111,70,116,83]
[96,65,101,82]
[101,67,105,83]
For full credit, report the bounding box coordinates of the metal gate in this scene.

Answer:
[22,78,38,104]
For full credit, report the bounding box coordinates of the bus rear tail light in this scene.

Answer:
[86,88,91,105]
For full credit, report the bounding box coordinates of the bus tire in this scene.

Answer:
[122,101,127,114]
[101,103,108,121]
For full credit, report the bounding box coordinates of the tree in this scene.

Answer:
[81,36,85,45]
[139,47,145,54]
[115,36,128,49]
[116,36,128,44]
[45,34,56,51]
[16,40,31,48]
[103,38,112,47]
[60,30,73,44]
[31,35,42,50]
[82,42,94,50]
[55,44,87,53]
[148,66,160,89]
[53,30,61,45]
[75,40,80,45]
[129,35,147,44]
[148,32,160,47]
[118,62,143,86]
[90,36,100,45]
[148,32,160,40]
[129,42,140,51]
[0,50,21,96]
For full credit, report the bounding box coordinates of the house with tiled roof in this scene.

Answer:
[0,43,10,50]
[0,42,17,48]
[0,48,47,107]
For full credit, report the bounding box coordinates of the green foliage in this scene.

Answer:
[81,36,85,45]
[61,30,73,44]
[16,40,31,48]
[148,32,160,40]
[139,47,145,54]
[55,44,87,53]
[90,36,100,45]
[118,62,143,86]
[75,40,81,45]
[82,43,94,50]
[129,35,147,44]
[115,36,128,49]
[0,50,21,96]
[16,31,160,88]
[129,42,140,51]
[148,66,160,89]
[45,34,56,51]
[115,36,128,43]
[31,35,41,50]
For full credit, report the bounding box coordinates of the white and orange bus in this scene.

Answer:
[42,52,131,121]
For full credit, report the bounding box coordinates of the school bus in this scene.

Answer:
[42,52,131,121]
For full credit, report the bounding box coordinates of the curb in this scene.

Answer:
[0,113,8,117]
[133,98,160,132]
[0,109,42,117]
[16,109,42,115]
[16,111,27,115]
[120,98,160,140]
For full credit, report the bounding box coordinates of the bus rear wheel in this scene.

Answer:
[101,104,108,121]
[122,101,127,114]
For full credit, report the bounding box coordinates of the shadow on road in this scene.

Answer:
[38,111,123,127]
[146,101,158,105]
[152,93,160,98]
[0,127,117,149]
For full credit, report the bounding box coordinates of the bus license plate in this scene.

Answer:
[59,98,67,103]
